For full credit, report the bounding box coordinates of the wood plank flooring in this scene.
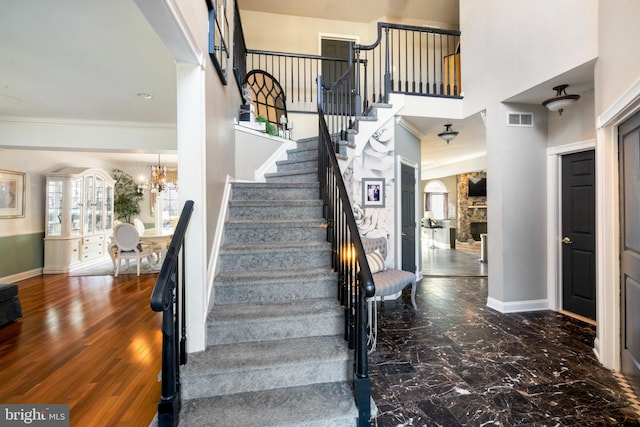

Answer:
[0,273,161,427]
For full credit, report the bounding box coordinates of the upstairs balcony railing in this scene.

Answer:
[240,21,460,148]
[241,22,461,119]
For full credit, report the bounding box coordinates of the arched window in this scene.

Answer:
[424,180,449,220]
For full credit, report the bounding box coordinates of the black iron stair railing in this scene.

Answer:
[150,200,195,427]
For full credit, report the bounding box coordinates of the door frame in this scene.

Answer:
[546,140,595,314]
[395,156,421,278]
[318,33,359,56]
[594,78,640,370]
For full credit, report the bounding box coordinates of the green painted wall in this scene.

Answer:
[0,233,44,277]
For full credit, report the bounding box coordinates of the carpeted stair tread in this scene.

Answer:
[179,382,357,427]
[215,268,335,283]
[214,269,337,305]
[208,298,340,323]
[232,182,319,190]
[266,166,317,174]
[264,167,318,178]
[220,241,330,252]
[224,219,326,228]
[229,199,322,207]
[184,335,349,375]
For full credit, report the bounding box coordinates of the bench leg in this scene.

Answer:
[411,282,417,310]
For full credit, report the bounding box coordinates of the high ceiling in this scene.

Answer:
[237,0,459,26]
[0,0,177,164]
[1,0,593,175]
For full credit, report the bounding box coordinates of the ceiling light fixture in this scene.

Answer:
[137,92,153,100]
[542,84,580,115]
[437,123,458,144]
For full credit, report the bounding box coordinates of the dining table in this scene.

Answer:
[108,227,174,270]
[139,228,174,264]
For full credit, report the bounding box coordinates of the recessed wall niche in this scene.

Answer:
[457,172,487,241]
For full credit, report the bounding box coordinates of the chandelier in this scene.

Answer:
[137,155,177,194]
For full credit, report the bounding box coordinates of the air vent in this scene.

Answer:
[507,113,534,127]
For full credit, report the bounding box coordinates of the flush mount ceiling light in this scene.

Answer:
[437,123,458,144]
[542,84,580,115]
[137,92,153,100]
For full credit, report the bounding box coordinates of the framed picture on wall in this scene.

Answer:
[362,178,385,208]
[0,169,26,218]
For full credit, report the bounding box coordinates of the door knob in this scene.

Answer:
[562,236,572,244]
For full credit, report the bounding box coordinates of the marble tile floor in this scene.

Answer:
[422,246,487,278]
[369,277,640,426]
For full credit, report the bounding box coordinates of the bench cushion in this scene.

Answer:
[372,269,416,297]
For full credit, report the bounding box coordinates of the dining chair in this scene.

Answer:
[113,223,154,277]
[132,218,146,236]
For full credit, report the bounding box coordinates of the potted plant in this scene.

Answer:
[112,168,143,223]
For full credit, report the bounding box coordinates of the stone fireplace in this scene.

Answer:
[470,222,487,241]
[457,172,487,242]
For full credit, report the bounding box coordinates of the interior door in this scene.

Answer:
[561,150,596,320]
[321,38,355,114]
[401,163,416,272]
[619,111,640,395]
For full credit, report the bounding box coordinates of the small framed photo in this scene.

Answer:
[0,169,25,218]
[362,178,385,208]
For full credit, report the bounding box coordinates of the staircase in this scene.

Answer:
[178,137,359,426]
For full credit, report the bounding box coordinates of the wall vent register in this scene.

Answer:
[507,112,534,127]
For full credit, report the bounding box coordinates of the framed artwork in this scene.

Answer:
[362,178,385,208]
[0,169,26,218]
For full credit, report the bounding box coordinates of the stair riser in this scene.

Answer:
[223,226,325,245]
[215,279,336,305]
[231,185,318,201]
[287,149,317,161]
[277,159,318,172]
[219,248,331,273]
[266,172,318,184]
[181,360,351,400]
[207,313,343,345]
[295,139,318,150]
[228,205,322,221]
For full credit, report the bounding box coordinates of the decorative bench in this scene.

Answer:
[361,236,417,352]
[0,283,22,326]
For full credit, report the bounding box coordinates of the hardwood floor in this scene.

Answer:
[0,273,162,427]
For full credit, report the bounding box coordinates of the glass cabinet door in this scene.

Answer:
[95,176,104,232]
[70,178,82,236]
[47,180,63,236]
[105,183,113,230]
[84,175,94,234]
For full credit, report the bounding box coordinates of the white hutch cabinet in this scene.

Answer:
[44,167,115,273]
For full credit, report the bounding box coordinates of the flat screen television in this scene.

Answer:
[468,178,486,197]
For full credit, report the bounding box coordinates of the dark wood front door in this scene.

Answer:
[561,150,596,320]
[619,111,640,395]
[401,164,416,272]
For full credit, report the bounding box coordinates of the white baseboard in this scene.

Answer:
[1,268,43,283]
[486,297,549,313]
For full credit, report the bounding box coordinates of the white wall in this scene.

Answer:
[486,103,549,308]
[459,0,598,310]
[547,89,596,148]
[0,149,119,237]
[460,0,598,117]
[596,1,640,116]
